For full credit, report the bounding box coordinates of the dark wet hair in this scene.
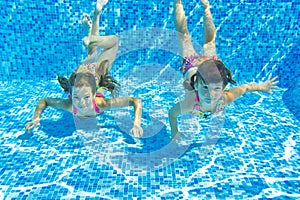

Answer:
[188,59,236,91]
[96,60,120,96]
[57,60,120,96]
[69,72,97,95]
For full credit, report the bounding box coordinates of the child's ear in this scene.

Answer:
[194,84,198,91]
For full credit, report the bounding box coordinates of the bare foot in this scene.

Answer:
[97,0,108,12]
[81,13,92,46]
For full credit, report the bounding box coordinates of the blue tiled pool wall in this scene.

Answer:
[1,0,299,88]
[0,2,300,199]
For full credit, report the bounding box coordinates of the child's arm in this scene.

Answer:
[25,98,72,131]
[169,102,181,136]
[168,97,193,139]
[101,97,143,138]
[224,74,278,103]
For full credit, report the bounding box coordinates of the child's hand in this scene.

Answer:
[130,125,143,138]
[25,119,40,132]
[261,74,278,94]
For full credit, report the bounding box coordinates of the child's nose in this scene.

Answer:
[210,90,219,98]
[80,99,87,104]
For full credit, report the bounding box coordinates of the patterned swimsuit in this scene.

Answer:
[191,93,226,118]
[179,55,220,77]
[75,63,100,85]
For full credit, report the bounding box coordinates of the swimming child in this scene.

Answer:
[169,0,278,140]
[25,0,143,138]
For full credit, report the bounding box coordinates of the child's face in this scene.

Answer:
[196,80,223,103]
[72,86,96,118]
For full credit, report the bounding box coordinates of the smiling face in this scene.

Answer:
[69,72,98,119]
[72,86,96,118]
[193,60,225,104]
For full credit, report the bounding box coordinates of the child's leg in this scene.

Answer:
[87,0,118,73]
[81,0,118,72]
[84,0,108,56]
[87,5,102,56]
[92,35,118,73]
[201,0,217,57]
[174,0,196,58]
[81,13,92,48]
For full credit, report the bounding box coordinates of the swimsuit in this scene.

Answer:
[179,55,219,74]
[75,63,100,84]
[179,55,220,80]
[191,93,226,118]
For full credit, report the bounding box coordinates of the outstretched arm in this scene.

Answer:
[224,75,278,104]
[101,97,143,138]
[169,102,181,136]
[168,96,193,139]
[25,98,72,131]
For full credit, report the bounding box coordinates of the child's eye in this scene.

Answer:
[84,96,90,99]
[203,86,208,89]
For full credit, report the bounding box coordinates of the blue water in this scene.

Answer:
[0,0,300,199]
